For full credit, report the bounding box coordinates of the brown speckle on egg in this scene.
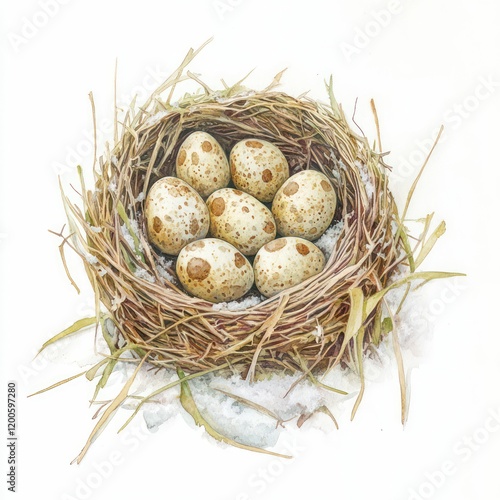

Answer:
[283,181,299,196]
[263,221,275,234]
[321,179,332,191]
[153,216,162,233]
[177,149,186,166]
[189,218,200,235]
[296,243,310,255]
[234,252,245,268]
[262,169,273,183]
[187,258,211,280]
[265,238,287,252]
[211,197,225,216]
[191,240,205,249]
[202,141,213,152]
[245,140,263,149]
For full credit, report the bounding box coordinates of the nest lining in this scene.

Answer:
[63,74,408,383]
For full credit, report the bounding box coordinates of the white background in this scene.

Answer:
[1,0,500,499]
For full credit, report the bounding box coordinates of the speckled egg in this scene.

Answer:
[176,238,254,303]
[206,188,276,256]
[272,170,337,241]
[253,237,325,298]
[176,131,231,198]
[145,177,209,255]
[230,138,289,202]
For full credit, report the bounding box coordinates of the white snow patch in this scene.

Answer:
[145,111,168,128]
[156,256,175,284]
[212,295,263,311]
[111,295,125,310]
[84,252,98,265]
[134,268,155,283]
[330,168,341,180]
[120,219,143,252]
[355,160,375,200]
[214,90,255,104]
[315,220,344,260]
[97,267,107,277]
[311,323,323,341]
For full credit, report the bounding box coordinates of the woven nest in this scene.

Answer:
[59,48,425,392]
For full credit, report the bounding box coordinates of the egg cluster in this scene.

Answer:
[144,131,338,303]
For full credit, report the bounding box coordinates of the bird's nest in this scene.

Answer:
[44,44,457,462]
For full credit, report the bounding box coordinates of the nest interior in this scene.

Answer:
[66,78,408,382]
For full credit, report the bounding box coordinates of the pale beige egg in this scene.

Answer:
[176,238,254,303]
[272,170,337,241]
[206,188,276,256]
[176,131,231,198]
[230,138,289,202]
[253,237,325,298]
[144,177,209,255]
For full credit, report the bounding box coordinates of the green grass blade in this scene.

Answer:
[325,75,341,120]
[397,220,416,272]
[351,326,366,421]
[72,357,147,464]
[414,220,446,269]
[28,370,87,397]
[365,271,465,318]
[214,388,282,423]
[38,317,97,355]
[398,126,444,231]
[177,369,292,459]
[116,200,145,262]
[382,317,394,335]
[343,287,365,346]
